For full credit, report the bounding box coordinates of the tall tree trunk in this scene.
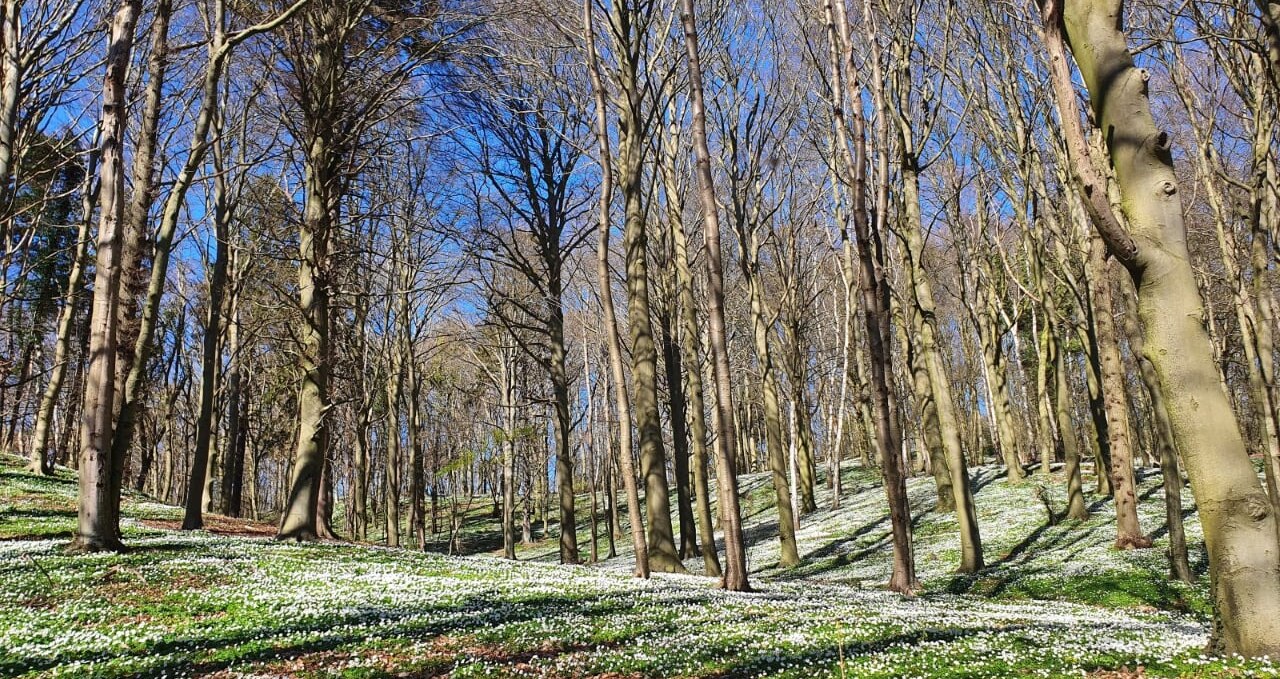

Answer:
[549,298,579,564]
[901,307,951,511]
[501,346,517,559]
[220,256,245,518]
[384,352,402,548]
[741,255,800,568]
[183,124,232,530]
[900,154,983,572]
[277,137,331,541]
[70,0,140,553]
[584,0,649,578]
[660,142,721,574]
[824,0,918,593]
[679,0,749,590]
[1045,0,1280,654]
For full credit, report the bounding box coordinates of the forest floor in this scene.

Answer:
[2,453,1276,678]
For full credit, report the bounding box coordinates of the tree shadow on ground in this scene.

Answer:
[3,579,716,677]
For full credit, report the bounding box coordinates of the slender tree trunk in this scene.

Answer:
[501,346,517,559]
[679,0,749,590]
[663,167,722,575]
[1087,235,1149,549]
[824,0,918,593]
[30,141,98,474]
[584,0,648,578]
[220,261,245,518]
[1054,327,1090,521]
[661,307,698,560]
[183,124,233,530]
[900,155,982,571]
[384,353,401,548]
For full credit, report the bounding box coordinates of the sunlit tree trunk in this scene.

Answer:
[584,0,648,578]
[1044,0,1280,653]
[679,0,748,589]
[70,0,140,553]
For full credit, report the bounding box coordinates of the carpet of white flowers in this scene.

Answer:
[3,456,1279,678]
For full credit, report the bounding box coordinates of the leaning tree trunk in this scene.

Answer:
[1046,0,1280,655]
[71,0,140,553]
[29,140,98,474]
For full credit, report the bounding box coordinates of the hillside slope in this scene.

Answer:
[2,455,1275,678]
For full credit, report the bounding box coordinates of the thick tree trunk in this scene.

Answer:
[70,0,140,554]
[1121,276,1191,580]
[1048,0,1280,654]
[746,268,800,569]
[277,140,331,541]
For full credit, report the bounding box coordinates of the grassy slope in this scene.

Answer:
[2,454,1276,678]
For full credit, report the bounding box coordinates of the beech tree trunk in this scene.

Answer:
[70,0,140,553]
[679,0,749,590]
[584,0,649,578]
[1045,0,1280,654]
